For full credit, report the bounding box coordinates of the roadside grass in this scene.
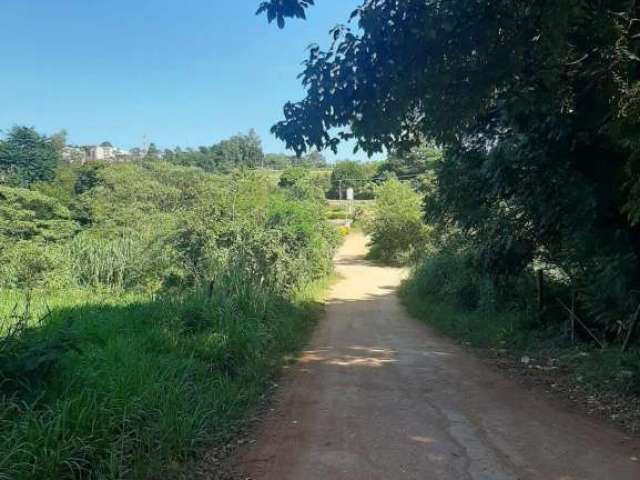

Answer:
[398,288,536,351]
[0,290,145,332]
[0,276,329,480]
[399,277,640,398]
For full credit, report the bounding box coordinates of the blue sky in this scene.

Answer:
[0,0,374,161]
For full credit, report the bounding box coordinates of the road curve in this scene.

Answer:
[232,232,640,480]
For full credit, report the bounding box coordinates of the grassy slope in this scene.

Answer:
[0,278,330,479]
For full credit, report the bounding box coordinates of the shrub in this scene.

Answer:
[0,162,339,479]
[366,177,429,264]
[0,185,78,242]
[0,270,327,479]
[0,241,73,290]
[279,166,327,201]
[401,244,540,351]
[327,161,377,200]
[0,311,77,399]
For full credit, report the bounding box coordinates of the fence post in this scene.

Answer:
[536,269,544,323]
[622,303,640,352]
[570,290,576,344]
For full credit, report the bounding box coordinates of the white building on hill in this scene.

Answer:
[89,142,115,161]
[63,142,132,164]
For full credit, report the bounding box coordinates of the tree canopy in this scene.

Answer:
[0,126,62,186]
[261,0,640,331]
[165,129,264,172]
[256,0,315,28]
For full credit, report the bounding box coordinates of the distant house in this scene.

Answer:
[62,146,87,164]
[62,142,132,164]
[89,142,115,161]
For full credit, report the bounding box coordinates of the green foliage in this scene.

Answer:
[328,160,377,199]
[0,160,338,296]
[0,311,78,399]
[0,154,338,478]
[256,0,314,29]
[366,177,429,265]
[0,276,328,479]
[166,130,264,172]
[378,144,442,179]
[0,185,77,242]
[299,150,327,168]
[0,185,77,290]
[69,231,170,292]
[73,161,108,195]
[264,153,294,169]
[32,164,78,205]
[572,348,640,396]
[278,166,327,201]
[401,245,640,397]
[265,150,327,169]
[0,241,72,290]
[0,126,61,186]
[278,166,311,188]
[267,0,640,343]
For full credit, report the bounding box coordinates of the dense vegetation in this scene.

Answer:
[0,129,341,478]
[262,0,640,349]
[365,178,429,265]
[0,127,64,187]
[161,129,329,173]
[3,1,639,475]
[255,0,640,410]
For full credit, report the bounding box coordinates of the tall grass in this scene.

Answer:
[0,273,327,479]
[0,164,339,478]
[400,250,640,395]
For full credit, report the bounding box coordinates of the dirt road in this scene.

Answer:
[233,233,640,479]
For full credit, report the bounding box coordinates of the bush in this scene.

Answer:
[327,161,377,200]
[0,185,78,242]
[0,241,73,290]
[401,242,542,353]
[0,161,340,479]
[0,311,77,399]
[366,177,429,265]
[0,270,327,480]
[279,166,327,201]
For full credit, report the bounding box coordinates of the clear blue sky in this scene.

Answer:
[0,0,376,161]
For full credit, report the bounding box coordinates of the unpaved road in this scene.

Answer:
[232,233,640,479]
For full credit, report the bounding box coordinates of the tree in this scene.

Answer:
[0,126,61,186]
[145,142,161,160]
[379,144,442,179]
[50,130,67,152]
[264,153,294,169]
[245,129,265,168]
[165,130,265,172]
[300,150,326,168]
[328,161,376,200]
[214,129,265,170]
[367,177,428,265]
[259,0,640,334]
[256,0,315,29]
[163,148,175,163]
